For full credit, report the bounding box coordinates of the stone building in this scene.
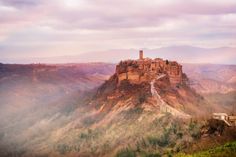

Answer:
[213,113,236,126]
[139,50,144,60]
[115,51,184,86]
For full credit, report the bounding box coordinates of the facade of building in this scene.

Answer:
[115,51,184,86]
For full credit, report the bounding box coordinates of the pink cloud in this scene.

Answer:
[0,0,236,63]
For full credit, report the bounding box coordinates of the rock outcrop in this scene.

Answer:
[93,51,209,118]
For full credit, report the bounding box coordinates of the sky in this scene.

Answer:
[0,0,236,63]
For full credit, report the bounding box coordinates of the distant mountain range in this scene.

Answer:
[1,46,236,64]
[183,63,236,93]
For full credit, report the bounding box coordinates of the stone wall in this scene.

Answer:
[116,57,184,86]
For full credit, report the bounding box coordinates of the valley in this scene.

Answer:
[0,58,235,157]
[1,0,235,156]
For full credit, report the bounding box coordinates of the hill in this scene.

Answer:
[0,59,235,157]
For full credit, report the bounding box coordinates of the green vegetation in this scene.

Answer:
[51,112,234,157]
[188,120,201,140]
[176,141,236,157]
[55,144,74,155]
[147,131,169,148]
[116,148,136,157]
[145,153,162,157]
[115,147,163,157]
[114,115,195,157]
[121,107,143,120]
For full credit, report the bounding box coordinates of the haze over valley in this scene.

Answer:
[0,0,236,156]
[0,58,236,156]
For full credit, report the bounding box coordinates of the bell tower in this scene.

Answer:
[139,50,143,60]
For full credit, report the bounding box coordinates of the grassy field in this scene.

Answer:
[175,141,236,157]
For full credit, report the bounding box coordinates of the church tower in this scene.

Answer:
[139,50,143,60]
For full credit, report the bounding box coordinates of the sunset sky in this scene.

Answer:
[0,0,236,63]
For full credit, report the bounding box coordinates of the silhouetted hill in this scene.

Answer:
[2,46,236,64]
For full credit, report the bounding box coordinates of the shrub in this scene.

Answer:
[157,135,169,147]
[140,138,148,148]
[175,141,236,157]
[188,120,201,139]
[177,132,183,139]
[147,134,169,148]
[116,148,136,157]
[147,136,159,148]
[171,123,177,134]
[145,153,161,157]
[135,141,141,152]
[79,129,100,141]
[80,132,89,139]
[167,151,173,157]
[55,144,71,155]
[191,130,201,139]
[123,107,143,119]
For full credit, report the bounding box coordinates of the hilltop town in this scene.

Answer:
[1,54,236,157]
[115,50,186,86]
[94,51,210,120]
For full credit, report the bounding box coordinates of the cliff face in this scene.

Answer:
[115,58,185,86]
[93,55,210,119]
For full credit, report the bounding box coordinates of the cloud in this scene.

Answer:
[0,0,236,63]
[0,0,43,9]
[44,0,236,30]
